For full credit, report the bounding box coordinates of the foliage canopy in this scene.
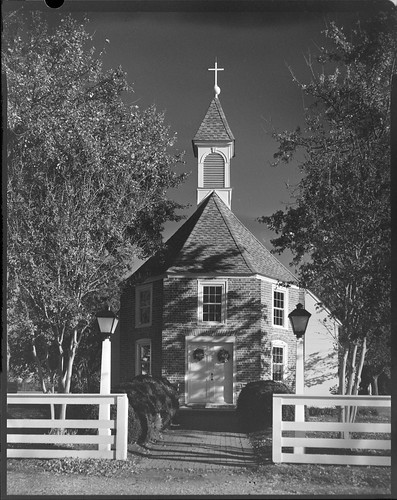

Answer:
[259,12,395,396]
[5,12,187,394]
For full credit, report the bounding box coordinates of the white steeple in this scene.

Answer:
[192,61,235,209]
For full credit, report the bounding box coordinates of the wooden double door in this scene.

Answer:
[187,342,233,405]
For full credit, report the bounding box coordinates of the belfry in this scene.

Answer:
[193,61,235,209]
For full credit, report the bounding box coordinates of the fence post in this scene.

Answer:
[272,395,282,463]
[115,394,128,460]
[99,339,112,452]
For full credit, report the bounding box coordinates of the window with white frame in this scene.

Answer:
[272,288,287,328]
[198,281,226,323]
[135,284,152,327]
[135,339,152,375]
[271,340,288,381]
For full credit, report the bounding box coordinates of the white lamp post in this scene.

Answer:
[96,307,119,452]
[288,303,311,454]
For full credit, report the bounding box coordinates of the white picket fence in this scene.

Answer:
[7,393,128,460]
[272,394,391,466]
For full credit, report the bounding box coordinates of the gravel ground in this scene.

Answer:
[7,411,392,496]
[7,466,392,496]
[7,453,391,496]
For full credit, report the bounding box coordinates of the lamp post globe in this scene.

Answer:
[96,308,119,339]
[288,303,311,339]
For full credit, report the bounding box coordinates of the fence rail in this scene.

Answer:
[7,393,128,460]
[272,394,391,466]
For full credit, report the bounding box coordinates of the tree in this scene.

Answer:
[259,12,394,419]
[5,11,187,409]
[360,327,391,395]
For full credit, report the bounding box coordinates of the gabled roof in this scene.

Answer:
[192,97,235,156]
[132,192,297,283]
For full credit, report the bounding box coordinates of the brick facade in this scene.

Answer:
[119,279,164,382]
[119,273,304,403]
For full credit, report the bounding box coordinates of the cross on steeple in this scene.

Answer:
[208,59,224,98]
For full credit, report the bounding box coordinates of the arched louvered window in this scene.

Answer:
[203,153,225,188]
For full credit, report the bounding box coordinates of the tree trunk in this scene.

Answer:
[349,336,367,423]
[58,353,77,421]
[347,342,358,395]
[371,374,379,395]
[7,338,11,373]
[338,347,349,427]
[57,329,79,421]
[344,342,358,427]
[32,342,48,393]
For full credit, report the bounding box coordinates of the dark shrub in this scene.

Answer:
[132,375,179,427]
[111,404,143,444]
[236,380,294,431]
[357,406,379,417]
[113,375,179,444]
[67,402,143,441]
[67,375,178,444]
[308,406,339,418]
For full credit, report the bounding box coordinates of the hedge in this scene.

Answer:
[236,379,294,431]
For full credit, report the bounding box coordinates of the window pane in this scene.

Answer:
[140,290,151,307]
[139,344,151,375]
[273,347,284,364]
[272,364,283,381]
[203,304,221,322]
[274,309,284,326]
[273,290,284,326]
[138,288,151,325]
[202,285,223,322]
[140,306,150,325]
[274,291,284,309]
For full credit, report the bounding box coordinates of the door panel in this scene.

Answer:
[212,345,233,404]
[187,344,210,403]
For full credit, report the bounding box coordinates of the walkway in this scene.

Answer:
[129,427,257,470]
[128,408,258,470]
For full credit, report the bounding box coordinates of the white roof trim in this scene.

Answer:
[306,289,342,326]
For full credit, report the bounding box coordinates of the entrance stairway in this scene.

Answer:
[174,406,241,432]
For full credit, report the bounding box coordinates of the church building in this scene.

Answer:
[117,63,339,406]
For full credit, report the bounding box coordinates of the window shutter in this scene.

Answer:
[203,153,225,188]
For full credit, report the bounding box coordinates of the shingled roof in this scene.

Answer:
[132,192,297,283]
[192,97,235,156]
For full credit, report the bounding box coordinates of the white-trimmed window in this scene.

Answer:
[272,287,288,328]
[135,339,152,375]
[271,340,288,381]
[198,281,227,323]
[135,284,152,327]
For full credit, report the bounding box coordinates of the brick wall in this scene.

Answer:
[161,276,284,400]
[260,282,305,391]
[120,273,304,399]
[119,278,163,382]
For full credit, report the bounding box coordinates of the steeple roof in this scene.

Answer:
[132,192,297,283]
[193,98,235,157]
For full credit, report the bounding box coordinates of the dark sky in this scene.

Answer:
[6,0,386,272]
